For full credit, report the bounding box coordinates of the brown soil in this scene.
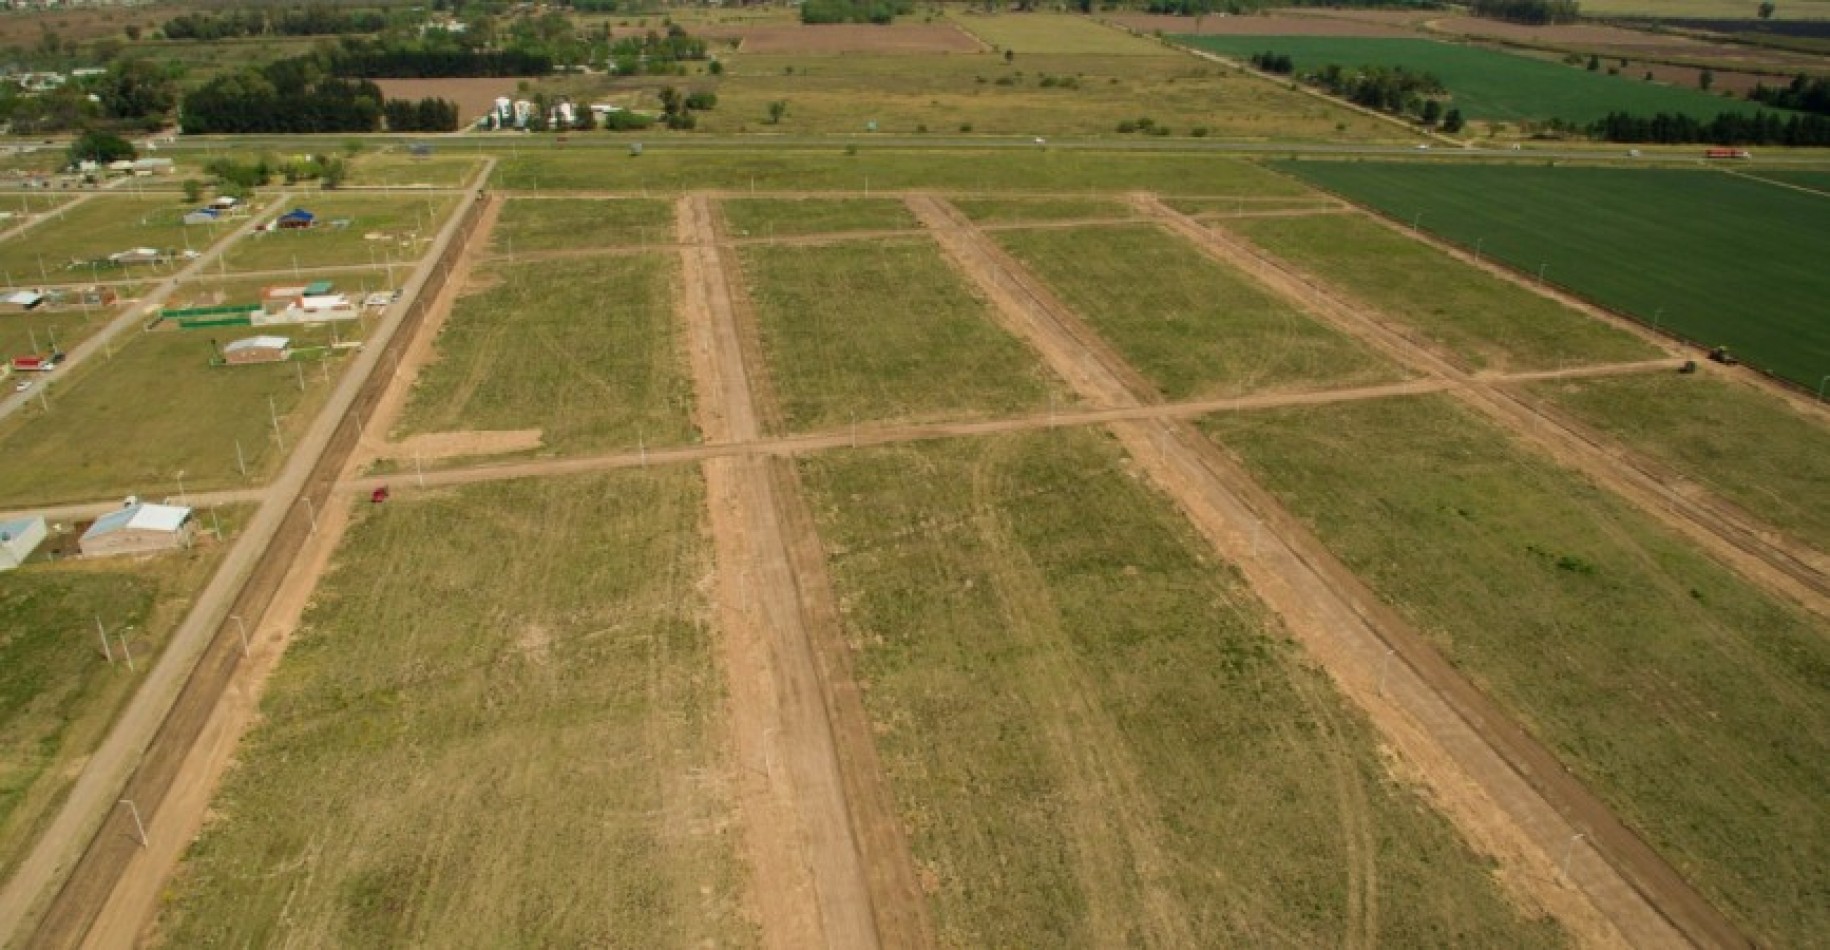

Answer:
[380,428,544,461]
[1107,13,1415,37]
[373,78,538,123]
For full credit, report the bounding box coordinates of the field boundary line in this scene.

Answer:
[3,164,492,949]
[912,191,1693,949]
[1165,199,1830,611]
[0,192,97,245]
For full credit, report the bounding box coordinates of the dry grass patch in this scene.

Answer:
[720,197,918,238]
[491,197,675,253]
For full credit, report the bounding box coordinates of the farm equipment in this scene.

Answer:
[1707,346,1739,366]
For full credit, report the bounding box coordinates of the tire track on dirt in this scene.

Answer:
[678,195,930,950]
[909,192,1692,949]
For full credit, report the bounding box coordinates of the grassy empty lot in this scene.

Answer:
[1203,395,1830,948]
[738,238,1063,431]
[949,11,1167,55]
[1166,195,1343,216]
[0,307,118,360]
[220,194,457,273]
[0,535,242,884]
[951,196,1132,224]
[490,198,675,253]
[720,197,918,238]
[800,428,1560,946]
[0,194,74,220]
[347,151,483,188]
[1527,373,1830,555]
[494,149,1314,195]
[0,324,350,507]
[1176,35,1766,124]
[154,471,752,947]
[396,254,695,454]
[1226,211,1657,373]
[995,224,1397,399]
[1275,163,1828,387]
[0,195,235,280]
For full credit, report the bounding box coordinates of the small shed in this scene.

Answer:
[2,290,44,311]
[222,335,291,364]
[277,209,316,230]
[79,503,193,557]
[182,208,220,226]
[132,158,174,175]
[109,248,164,265]
[0,515,46,571]
[212,196,241,210]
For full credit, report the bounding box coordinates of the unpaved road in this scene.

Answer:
[908,192,1703,948]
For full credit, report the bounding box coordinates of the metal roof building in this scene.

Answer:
[79,503,194,557]
[222,335,291,364]
[0,515,45,571]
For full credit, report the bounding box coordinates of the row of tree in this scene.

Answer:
[1142,0,1442,12]
[801,0,914,25]
[323,38,554,78]
[1249,51,1295,75]
[180,65,387,133]
[383,96,463,132]
[1748,74,1830,116]
[1469,0,1580,25]
[608,25,710,75]
[1591,109,1830,146]
[161,6,389,42]
[1306,63,1447,117]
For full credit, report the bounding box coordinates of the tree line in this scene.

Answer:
[161,6,389,42]
[323,37,554,78]
[608,25,709,75]
[1469,0,1580,25]
[181,55,460,134]
[801,0,914,25]
[1591,109,1830,146]
[1748,74,1830,116]
[383,97,462,132]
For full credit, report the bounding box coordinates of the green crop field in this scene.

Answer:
[1203,395,1830,949]
[0,324,351,507]
[951,196,1133,224]
[1226,211,1657,372]
[220,194,457,274]
[738,238,1063,431]
[1175,36,1767,124]
[994,223,1398,399]
[0,533,243,884]
[1527,373,1830,554]
[1744,169,1830,195]
[1276,163,1830,388]
[799,428,1562,946]
[493,148,1315,195]
[154,472,752,947]
[490,198,675,253]
[0,195,234,281]
[720,197,918,238]
[395,254,695,455]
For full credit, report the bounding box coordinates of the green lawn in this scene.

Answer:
[739,238,1063,431]
[951,196,1133,224]
[720,197,918,237]
[994,223,1398,399]
[155,472,753,947]
[396,254,695,454]
[1274,163,1829,387]
[799,428,1563,947]
[1203,394,1830,949]
[347,151,484,188]
[1175,35,1768,124]
[1743,169,1830,195]
[0,307,119,362]
[1526,372,1830,555]
[0,195,235,281]
[219,194,457,273]
[490,198,675,253]
[1227,211,1657,373]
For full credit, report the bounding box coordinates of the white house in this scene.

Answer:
[79,503,193,557]
[0,515,46,571]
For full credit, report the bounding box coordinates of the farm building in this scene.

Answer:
[0,515,46,571]
[276,209,316,230]
[2,290,44,311]
[109,248,165,265]
[79,503,193,557]
[261,284,308,315]
[222,335,290,364]
[183,208,221,226]
[131,158,174,175]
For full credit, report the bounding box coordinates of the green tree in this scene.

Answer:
[767,99,787,125]
[124,24,142,41]
[321,157,348,189]
[1759,2,1777,18]
[1586,54,1600,71]
[1443,108,1466,133]
[94,58,177,120]
[1699,68,1714,91]
[68,130,135,165]
[1421,98,1444,126]
[182,179,203,203]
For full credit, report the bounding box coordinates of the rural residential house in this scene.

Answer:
[0,515,46,571]
[222,335,290,364]
[79,503,194,557]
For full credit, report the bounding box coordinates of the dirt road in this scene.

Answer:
[908,192,1704,948]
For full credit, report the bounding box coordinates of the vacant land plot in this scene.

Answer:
[1276,163,1829,387]
[490,198,675,253]
[1175,35,1766,123]
[220,194,457,274]
[0,325,349,506]
[1166,195,1343,215]
[951,196,1132,223]
[154,471,752,947]
[0,535,242,885]
[1204,394,1830,949]
[396,255,694,455]
[799,428,1561,946]
[738,238,1061,431]
[0,307,117,362]
[495,149,1316,194]
[1110,13,1416,37]
[0,194,74,220]
[371,79,533,125]
[1526,373,1830,554]
[347,149,484,188]
[1226,211,1656,372]
[994,224,1396,399]
[720,197,918,238]
[0,195,235,280]
[722,22,982,54]
[950,11,1170,54]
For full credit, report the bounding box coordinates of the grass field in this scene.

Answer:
[1203,394,1830,948]
[1174,36,1767,124]
[0,533,242,884]
[0,324,350,507]
[0,307,118,362]
[1579,0,1830,17]
[154,471,753,947]
[994,224,1398,399]
[1744,169,1830,194]
[0,195,235,281]
[396,254,695,454]
[0,194,74,220]
[1526,373,1830,554]
[799,428,1562,946]
[1166,195,1343,216]
[1276,162,1829,387]
[347,151,483,188]
[1226,211,1657,372]
[490,198,675,253]
[493,148,1318,194]
[948,11,1169,55]
[738,238,1063,431]
[951,196,1133,223]
[220,194,457,274]
[719,197,918,237]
